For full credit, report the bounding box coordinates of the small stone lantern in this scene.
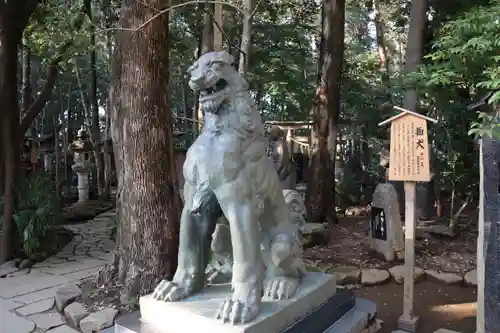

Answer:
[69,126,94,203]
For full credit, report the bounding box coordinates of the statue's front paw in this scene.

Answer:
[264,276,299,300]
[152,280,191,302]
[215,282,261,324]
[215,299,260,324]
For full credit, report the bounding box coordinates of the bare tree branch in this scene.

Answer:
[19,10,86,135]
[101,0,244,32]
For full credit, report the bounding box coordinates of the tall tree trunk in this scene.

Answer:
[112,0,181,300]
[238,0,254,76]
[0,26,21,263]
[403,0,427,109]
[213,3,223,51]
[85,0,106,199]
[391,0,428,217]
[306,0,345,224]
[102,0,114,196]
[21,37,32,113]
[201,4,214,54]
[195,3,215,134]
[372,0,391,86]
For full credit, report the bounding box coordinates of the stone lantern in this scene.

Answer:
[69,126,94,202]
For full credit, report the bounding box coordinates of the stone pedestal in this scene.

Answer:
[68,126,94,203]
[115,273,379,333]
[72,164,92,203]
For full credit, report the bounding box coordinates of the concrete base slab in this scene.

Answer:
[140,273,340,333]
[115,296,377,333]
[114,273,379,333]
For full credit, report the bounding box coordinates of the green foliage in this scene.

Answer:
[1,172,62,256]
[410,1,500,137]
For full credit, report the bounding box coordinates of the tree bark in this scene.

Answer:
[21,37,32,113]
[238,0,254,76]
[102,0,114,196]
[85,0,107,199]
[306,0,345,224]
[213,2,223,51]
[0,23,22,263]
[195,3,215,133]
[112,0,181,300]
[391,0,428,216]
[372,0,391,84]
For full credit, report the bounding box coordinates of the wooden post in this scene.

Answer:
[402,180,417,329]
[477,137,485,333]
[54,120,61,199]
[213,3,223,51]
[378,106,437,332]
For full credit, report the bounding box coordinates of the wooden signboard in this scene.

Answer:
[388,113,431,182]
[378,106,437,332]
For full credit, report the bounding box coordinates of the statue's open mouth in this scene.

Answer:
[199,79,228,99]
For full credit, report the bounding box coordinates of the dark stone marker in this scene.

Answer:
[481,136,500,333]
[371,207,387,241]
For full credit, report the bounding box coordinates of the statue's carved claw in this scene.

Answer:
[264,277,299,301]
[215,299,258,324]
[152,280,189,302]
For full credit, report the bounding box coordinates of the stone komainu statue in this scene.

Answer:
[152,51,306,325]
[267,125,297,190]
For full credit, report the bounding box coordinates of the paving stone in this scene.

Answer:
[87,251,107,258]
[46,325,80,333]
[361,269,390,286]
[55,283,83,312]
[16,298,55,316]
[63,267,101,281]
[29,312,65,330]
[79,308,118,333]
[0,272,69,298]
[425,270,463,285]
[0,310,36,333]
[388,265,425,284]
[96,252,115,262]
[16,298,54,316]
[64,302,89,327]
[41,259,107,276]
[327,266,361,285]
[44,258,70,265]
[32,262,55,268]
[11,285,63,304]
[0,297,23,310]
[6,268,31,277]
[0,260,18,276]
[464,269,477,286]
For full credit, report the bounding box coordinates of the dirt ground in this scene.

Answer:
[356,281,477,333]
[302,212,478,333]
[304,214,477,274]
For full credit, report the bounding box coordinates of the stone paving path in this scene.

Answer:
[0,209,117,333]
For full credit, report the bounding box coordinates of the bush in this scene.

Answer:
[0,171,62,256]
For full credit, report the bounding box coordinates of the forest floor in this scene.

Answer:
[304,212,477,274]
[303,210,478,332]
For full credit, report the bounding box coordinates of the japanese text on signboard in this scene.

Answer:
[388,115,430,182]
